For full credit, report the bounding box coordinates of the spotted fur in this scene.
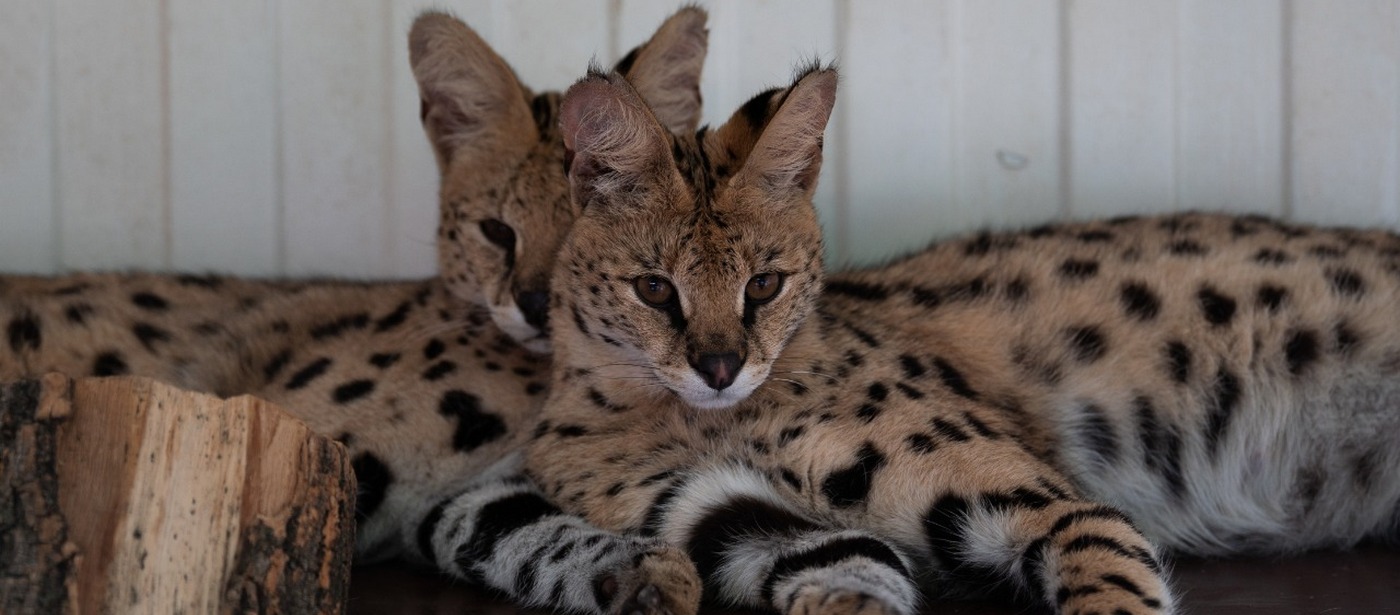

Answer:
[0,9,710,615]
[536,66,1400,615]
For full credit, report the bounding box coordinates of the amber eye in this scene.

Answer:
[745,273,784,303]
[479,219,516,250]
[634,276,676,307]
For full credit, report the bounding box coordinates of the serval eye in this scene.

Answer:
[745,273,784,303]
[479,219,516,250]
[634,276,676,307]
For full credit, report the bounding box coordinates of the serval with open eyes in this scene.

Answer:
[1,9,711,615]
[528,62,1397,614]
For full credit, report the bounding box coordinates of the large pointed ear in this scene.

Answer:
[733,66,838,202]
[409,11,535,172]
[560,72,673,210]
[615,6,708,135]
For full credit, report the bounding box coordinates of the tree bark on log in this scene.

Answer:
[0,374,355,614]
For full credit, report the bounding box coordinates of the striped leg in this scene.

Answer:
[923,493,1174,614]
[651,466,920,615]
[416,455,701,615]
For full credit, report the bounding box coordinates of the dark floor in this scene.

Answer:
[348,544,1400,615]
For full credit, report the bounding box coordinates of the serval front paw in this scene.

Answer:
[594,542,701,615]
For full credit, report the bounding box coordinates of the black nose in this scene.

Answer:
[691,352,746,391]
[515,291,550,329]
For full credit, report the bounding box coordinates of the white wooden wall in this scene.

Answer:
[2,0,1398,276]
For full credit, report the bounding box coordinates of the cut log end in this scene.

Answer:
[0,375,355,615]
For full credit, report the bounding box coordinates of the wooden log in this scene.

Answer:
[0,375,355,614]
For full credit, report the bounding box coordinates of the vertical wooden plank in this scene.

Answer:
[1066,0,1176,218]
[168,0,278,275]
[841,0,950,266]
[488,0,612,92]
[279,0,391,277]
[1290,0,1400,226]
[0,0,56,273]
[1177,0,1284,216]
[53,0,167,270]
[952,0,1063,232]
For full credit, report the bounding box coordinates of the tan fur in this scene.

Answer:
[1,10,713,614]
[413,8,708,352]
[538,68,1400,615]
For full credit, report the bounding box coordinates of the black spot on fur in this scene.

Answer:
[1065,326,1107,363]
[1204,367,1242,459]
[895,382,925,400]
[821,443,886,508]
[587,388,627,413]
[1119,282,1161,321]
[554,424,588,438]
[424,338,446,360]
[351,452,392,522]
[439,391,507,452]
[176,274,222,289]
[824,280,890,301]
[64,303,93,324]
[310,312,370,340]
[285,357,332,390]
[1004,276,1030,302]
[1077,403,1120,466]
[131,322,171,352]
[423,361,457,381]
[525,382,546,396]
[1165,341,1192,384]
[778,425,806,447]
[374,301,412,332]
[1167,239,1207,256]
[1257,284,1288,312]
[843,321,881,348]
[92,351,129,376]
[931,418,970,442]
[1077,230,1115,243]
[263,349,292,381]
[1058,259,1100,280]
[333,379,376,404]
[1197,287,1237,326]
[1135,396,1186,500]
[780,468,802,491]
[1327,268,1366,298]
[932,357,978,399]
[6,313,41,353]
[1352,448,1382,491]
[855,403,882,422]
[369,352,400,368]
[1285,328,1320,375]
[1334,322,1360,355]
[867,382,889,402]
[131,291,169,311]
[1253,248,1293,265]
[906,433,937,454]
